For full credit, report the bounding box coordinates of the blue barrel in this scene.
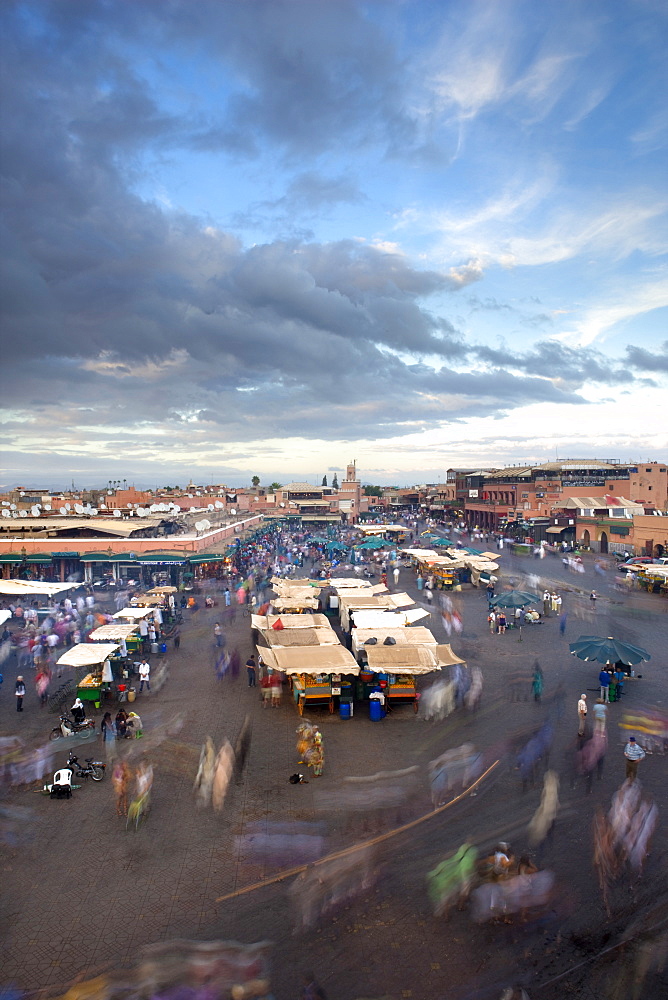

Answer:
[159,642,167,655]
[339,701,351,720]
[369,700,383,721]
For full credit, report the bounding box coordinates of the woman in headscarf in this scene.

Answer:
[71,698,86,724]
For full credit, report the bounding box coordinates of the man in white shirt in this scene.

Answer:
[138,659,151,693]
[578,693,587,736]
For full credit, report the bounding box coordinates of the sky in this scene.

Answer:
[1,0,667,490]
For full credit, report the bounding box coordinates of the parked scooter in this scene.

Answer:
[49,714,95,741]
[66,752,105,782]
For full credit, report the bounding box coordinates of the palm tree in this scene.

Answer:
[251,475,260,488]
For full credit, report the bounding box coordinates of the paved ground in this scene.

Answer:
[1,547,667,999]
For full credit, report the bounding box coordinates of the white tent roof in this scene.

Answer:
[384,592,415,609]
[0,609,12,625]
[0,579,77,596]
[365,644,440,675]
[272,595,320,611]
[352,626,438,655]
[251,613,331,630]
[330,578,373,590]
[89,623,139,641]
[262,626,340,648]
[112,607,156,620]
[57,642,119,667]
[350,609,429,629]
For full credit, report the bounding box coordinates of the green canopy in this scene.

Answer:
[356,536,388,549]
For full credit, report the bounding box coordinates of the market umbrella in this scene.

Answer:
[489,590,540,609]
[326,541,348,552]
[569,635,651,666]
[354,537,385,549]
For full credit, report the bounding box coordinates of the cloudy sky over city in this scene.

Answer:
[1,0,667,488]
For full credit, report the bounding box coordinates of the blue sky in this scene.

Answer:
[1,0,666,488]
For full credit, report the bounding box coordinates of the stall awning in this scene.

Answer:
[263,626,339,648]
[112,607,157,620]
[89,623,139,641]
[0,554,23,563]
[330,578,373,590]
[352,626,437,653]
[350,609,430,629]
[251,613,331,630]
[136,554,186,565]
[435,644,467,667]
[0,580,77,596]
[262,644,360,676]
[365,645,439,674]
[545,526,565,534]
[272,596,320,611]
[384,592,415,609]
[146,586,178,595]
[57,643,119,667]
[272,584,320,600]
[187,553,230,564]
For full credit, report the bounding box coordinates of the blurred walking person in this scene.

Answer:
[578,693,587,736]
[112,760,131,817]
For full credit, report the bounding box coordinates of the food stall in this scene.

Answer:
[57,642,120,708]
[638,565,668,596]
[364,644,441,713]
[258,644,359,715]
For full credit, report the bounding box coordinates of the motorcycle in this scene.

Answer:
[49,714,95,741]
[66,752,105,782]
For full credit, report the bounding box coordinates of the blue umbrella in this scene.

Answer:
[489,590,540,609]
[569,635,650,666]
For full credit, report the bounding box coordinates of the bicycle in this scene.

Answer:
[126,791,150,831]
[47,679,75,713]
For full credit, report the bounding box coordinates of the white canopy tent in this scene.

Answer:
[272,595,320,611]
[352,625,438,656]
[57,642,119,668]
[88,623,140,641]
[0,609,12,625]
[0,579,78,597]
[112,607,157,620]
[251,613,331,630]
[262,626,340,648]
[350,609,430,629]
[365,644,440,675]
[435,644,467,668]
